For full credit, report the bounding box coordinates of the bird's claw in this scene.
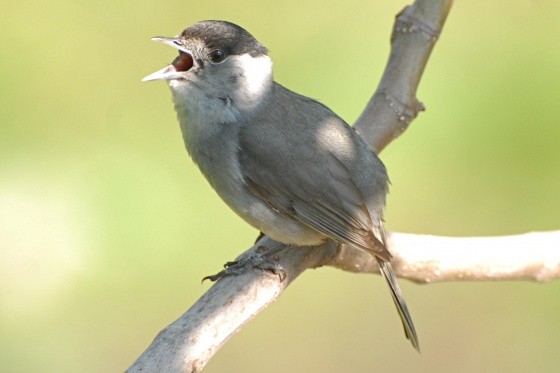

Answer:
[202,252,286,283]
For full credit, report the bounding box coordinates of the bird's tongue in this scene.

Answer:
[173,52,194,72]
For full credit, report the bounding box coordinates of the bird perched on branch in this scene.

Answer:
[143,20,419,351]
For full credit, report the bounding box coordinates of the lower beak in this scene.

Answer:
[142,65,182,82]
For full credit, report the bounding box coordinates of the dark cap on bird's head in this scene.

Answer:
[179,20,268,57]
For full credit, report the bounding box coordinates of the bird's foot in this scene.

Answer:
[202,245,286,282]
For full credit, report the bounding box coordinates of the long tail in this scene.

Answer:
[377,258,420,352]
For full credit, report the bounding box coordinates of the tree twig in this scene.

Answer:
[353,0,453,151]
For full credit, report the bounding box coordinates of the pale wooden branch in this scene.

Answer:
[128,231,560,372]
[127,240,338,373]
[126,1,559,372]
[330,231,560,282]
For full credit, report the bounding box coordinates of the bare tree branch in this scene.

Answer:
[128,230,560,372]
[330,231,560,282]
[126,1,555,372]
[127,240,338,373]
[354,0,453,151]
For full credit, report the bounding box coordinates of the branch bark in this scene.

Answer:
[354,0,453,151]
[128,1,557,372]
[128,230,560,372]
[331,231,560,282]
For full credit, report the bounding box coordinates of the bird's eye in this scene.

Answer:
[210,49,226,63]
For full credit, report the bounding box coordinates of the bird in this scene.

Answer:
[142,20,419,351]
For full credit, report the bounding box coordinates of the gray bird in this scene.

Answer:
[143,20,419,351]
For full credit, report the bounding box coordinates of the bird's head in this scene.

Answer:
[143,20,273,122]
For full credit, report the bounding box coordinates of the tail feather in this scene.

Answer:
[377,258,420,352]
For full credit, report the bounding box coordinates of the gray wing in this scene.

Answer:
[239,84,420,350]
[238,84,390,260]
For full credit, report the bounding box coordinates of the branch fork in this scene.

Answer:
[127,1,559,371]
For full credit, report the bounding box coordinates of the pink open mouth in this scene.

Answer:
[173,52,194,72]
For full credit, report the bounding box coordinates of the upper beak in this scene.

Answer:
[142,37,192,82]
[150,37,191,54]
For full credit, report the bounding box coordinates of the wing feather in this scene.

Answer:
[238,86,390,259]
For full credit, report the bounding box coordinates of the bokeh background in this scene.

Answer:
[2,1,560,372]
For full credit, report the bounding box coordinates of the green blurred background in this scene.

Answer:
[2,0,560,372]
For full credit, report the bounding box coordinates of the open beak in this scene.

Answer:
[142,37,194,82]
